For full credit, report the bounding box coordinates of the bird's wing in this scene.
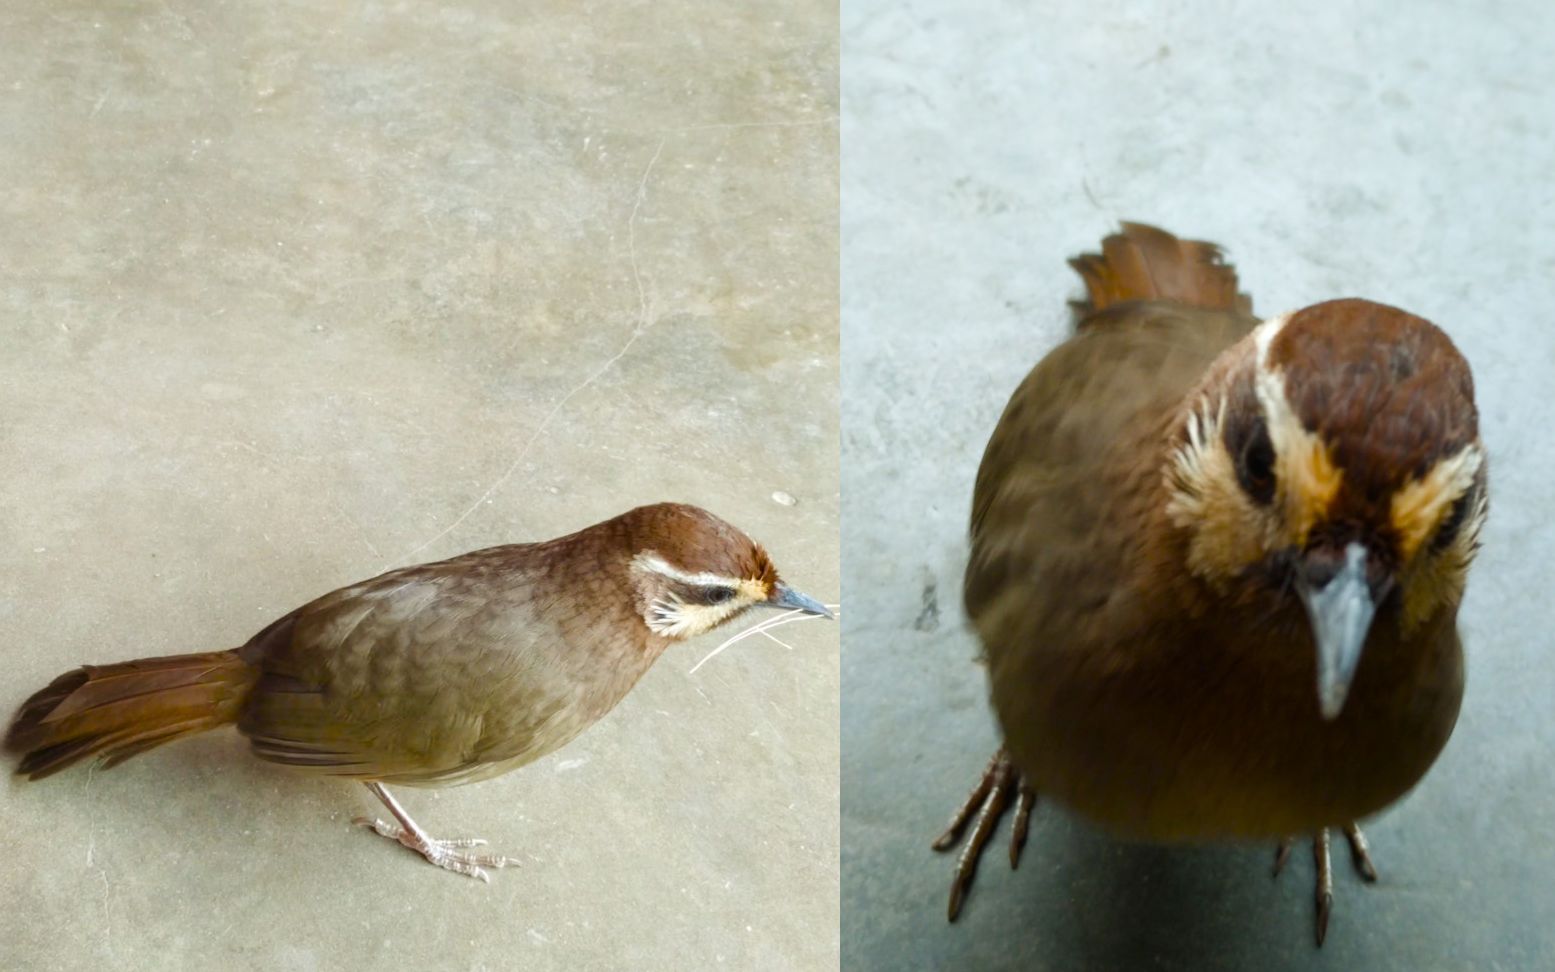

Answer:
[235,558,573,784]
[965,306,1254,648]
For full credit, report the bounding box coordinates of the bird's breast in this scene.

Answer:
[989,610,1464,841]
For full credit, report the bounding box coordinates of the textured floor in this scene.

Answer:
[0,2,837,970]
[842,0,1555,969]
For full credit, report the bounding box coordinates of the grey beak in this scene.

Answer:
[766,582,834,619]
[1296,542,1378,720]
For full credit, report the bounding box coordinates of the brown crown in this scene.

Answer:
[1268,299,1479,531]
[621,503,779,586]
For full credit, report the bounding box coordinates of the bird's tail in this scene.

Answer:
[4,649,257,780]
[1068,222,1252,318]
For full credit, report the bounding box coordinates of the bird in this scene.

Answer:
[930,223,1485,945]
[5,502,831,880]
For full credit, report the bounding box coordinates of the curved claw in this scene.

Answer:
[354,816,518,880]
[1271,822,1380,947]
[1272,837,1294,877]
[352,816,490,849]
[931,748,1037,921]
[1342,822,1378,882]
[356,782,519,882]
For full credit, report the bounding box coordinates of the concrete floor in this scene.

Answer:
[0,3,836,971]
[842,0,1555,969]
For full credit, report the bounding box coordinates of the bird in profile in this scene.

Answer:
[931,223,1485,945]
[6,503,831,880]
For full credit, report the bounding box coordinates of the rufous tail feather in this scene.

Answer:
[4,650,257,779]
[1069,221,1252,318]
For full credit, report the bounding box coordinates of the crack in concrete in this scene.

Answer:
[387,136,668,568]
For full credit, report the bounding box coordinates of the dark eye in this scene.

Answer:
[703,587,735,605]
[1234,418,1277,505]
[1431,492,1472,552]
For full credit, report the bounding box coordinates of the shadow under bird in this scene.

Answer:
[932,223,1485,945]
[6,503,831,879]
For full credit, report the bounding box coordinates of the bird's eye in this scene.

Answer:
[1234,418,1277,505]
[703,587,735,605]
[1431,492,1472,553]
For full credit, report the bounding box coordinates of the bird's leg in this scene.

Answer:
[1314,828,1333,946]
[1271,822,1380,946]
[930,747,1037,921]
[354,781,518,882]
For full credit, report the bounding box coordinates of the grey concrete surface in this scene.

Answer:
[0,3,837,971]
[842,1,1555,968]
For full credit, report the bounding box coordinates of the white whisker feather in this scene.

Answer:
[688,604,840,675]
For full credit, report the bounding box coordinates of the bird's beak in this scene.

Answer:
[1296,541,1386,721]
[765,582,833,619]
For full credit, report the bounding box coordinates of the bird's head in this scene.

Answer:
[621,503,832,641]
[1165,299,1485,719]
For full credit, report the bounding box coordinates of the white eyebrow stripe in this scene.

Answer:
[1252,311,1292,369]
[632,552,742,588]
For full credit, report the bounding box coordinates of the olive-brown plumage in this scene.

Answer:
[6,503,830,878]
[933,224,1485,944]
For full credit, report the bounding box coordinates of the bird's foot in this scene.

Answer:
[1272,822,1378,946]
[353,816,519,882]
[930,747,1037,921]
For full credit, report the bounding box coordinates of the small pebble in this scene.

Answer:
[771,490,797,507]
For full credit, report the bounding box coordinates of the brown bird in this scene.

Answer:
[6,502,831,879]
[931,223,1485,945]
